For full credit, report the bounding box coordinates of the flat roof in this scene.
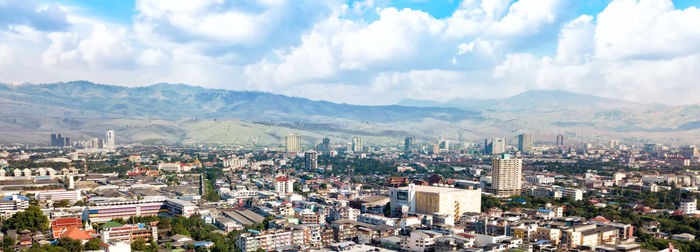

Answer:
[397,185,479,194]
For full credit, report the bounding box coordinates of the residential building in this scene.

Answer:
[275,177,294,195]
[286,133,302,152]
[492,154,522,197]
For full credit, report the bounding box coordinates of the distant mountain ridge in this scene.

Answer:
[3,81,700,145]
[398,90,650,112]
[0,81,479,123]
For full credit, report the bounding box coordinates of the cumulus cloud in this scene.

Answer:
[2,0,700,106]
[0,0,69,31]
[595,0,700,60]
[42,24,134,69]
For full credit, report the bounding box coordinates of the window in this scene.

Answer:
[397,191,408,201]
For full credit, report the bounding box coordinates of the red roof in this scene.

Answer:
[275,176,289,182]
[457,233,475,238]
[60,227,92,240]
[52,217,82,229]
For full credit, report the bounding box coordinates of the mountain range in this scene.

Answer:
[2,81,700,145]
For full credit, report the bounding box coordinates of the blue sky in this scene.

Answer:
[1,0,700,105]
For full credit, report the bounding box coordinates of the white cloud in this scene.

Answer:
[595,0,700,60]
[3,0,700,106]
[555,15,594,64]
[42,24,134,69]
[0,44,12,64]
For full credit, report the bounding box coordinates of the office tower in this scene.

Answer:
[404,137,413,152]
[492,154,522,197]
[90,138,99,149]
[518,133,533,153]
[439,139,449,151]
[484,138,506,155]
[556,134,565,147]
[106,130,115,148]
[304,151,318,170]
[50,133,70,147]
[50,134,58,146]
[285,133,302,152]
[352,137,363,153]
[316,137,330,154]
[609,139,619,149]
[681,145,699,158]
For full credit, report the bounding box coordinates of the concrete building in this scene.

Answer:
[85,198,197,223]
[680,198,697,214]
[285,133,302,152]
[352,137,363,153]
[304,151,318,170]
[492,154,522,197]
[518,133,533,153]
[485,138,506,155]
[106,130,115,149]
[390,184,481,217]
[556,134,565,147]
[275,177,294,195]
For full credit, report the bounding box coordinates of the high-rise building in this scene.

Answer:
[681,145,699,158]
[556,134,565,147]
[484,138,506,155]
[304,151,318,170]
[352,137,363,153]
[316,137,330,154]
[609,139,619,149]
[492,154,522,197]
[439,139,449,151]
[285,133,302,152]
[106,130,115,149]
[50,133,70,147]
[518,133,533,153]
[404,137,413,152]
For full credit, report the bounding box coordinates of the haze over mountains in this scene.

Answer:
[2,81,700,146]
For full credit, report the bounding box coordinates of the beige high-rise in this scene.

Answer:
[285,133,302,152]
[492,154,522,196]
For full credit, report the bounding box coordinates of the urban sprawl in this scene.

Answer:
[0,131,699,252]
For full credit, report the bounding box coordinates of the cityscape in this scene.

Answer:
[2,0,700,252]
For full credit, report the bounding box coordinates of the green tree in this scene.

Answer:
[131,238,146,251]
[3,205,50,232]
[58,237,83,252]
[53,199,71,208]
[84,238,101,250]
[3,236,16,251]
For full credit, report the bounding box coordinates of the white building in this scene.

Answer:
[390,184,481,217]
[157,163,184,173]
[526,175,555,184]
[274,177,294,195]
[401,230,444,252]
[680,199,697,214]
[223,158,248,168]
[106,130,115,149]
[357,213,396,226]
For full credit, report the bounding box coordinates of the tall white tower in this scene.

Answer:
[68,175,75,190]
[106,130,115,149]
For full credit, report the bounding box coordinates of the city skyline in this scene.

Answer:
[2,0,700,105]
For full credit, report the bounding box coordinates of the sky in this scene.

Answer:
[1,0,700,105]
